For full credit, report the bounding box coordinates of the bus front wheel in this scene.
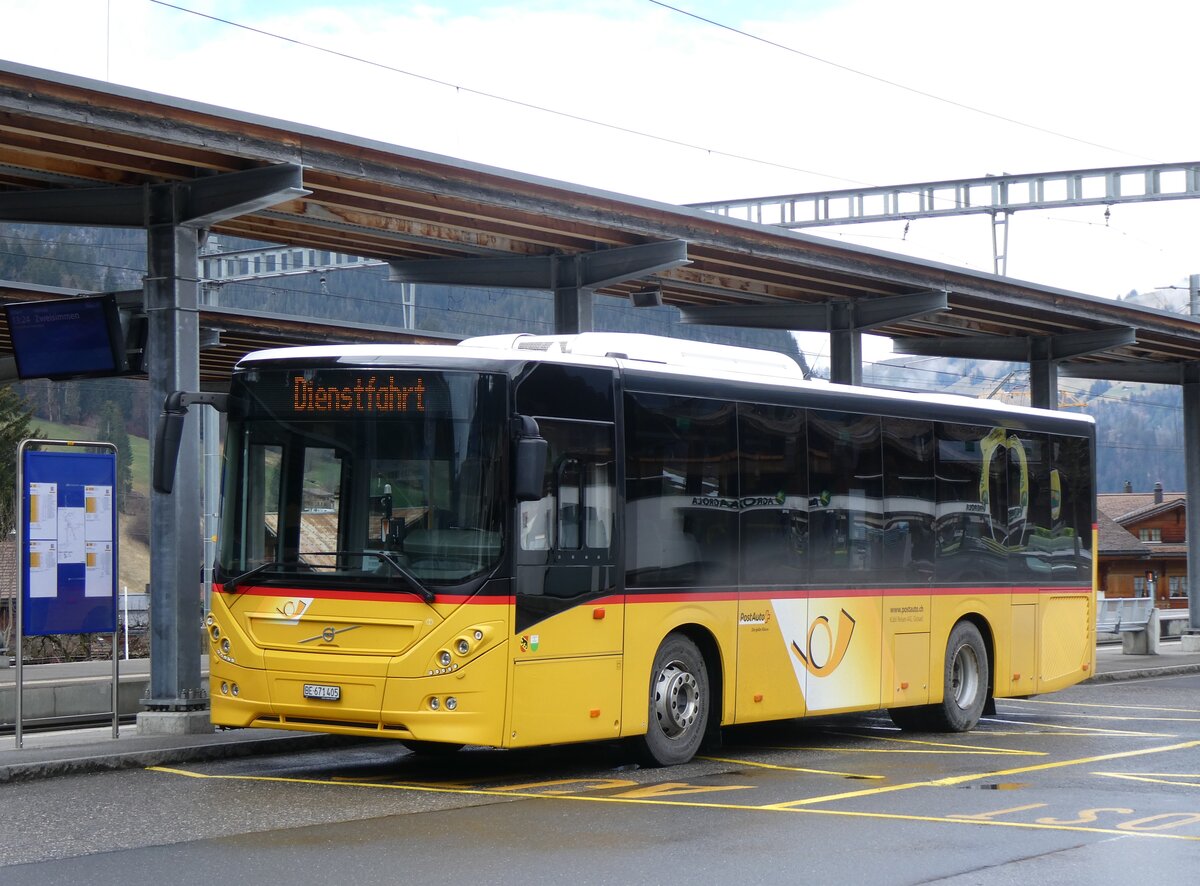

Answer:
[639,633,709,767]
[889,620,989,733]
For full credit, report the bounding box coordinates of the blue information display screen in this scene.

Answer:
[4,295,125,380]
[21,449,118,636]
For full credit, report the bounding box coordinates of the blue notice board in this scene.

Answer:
[21,447,118,636]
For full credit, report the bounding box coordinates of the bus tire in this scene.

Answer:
[639,633,709,767]
[930,620,989,732]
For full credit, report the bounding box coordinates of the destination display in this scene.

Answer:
[292,374,426,414]
[235,368,483,421]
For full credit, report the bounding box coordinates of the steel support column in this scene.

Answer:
[897,328,1136,410]
[828,303,862,386]
[1029,339,1058,411]
[0,164,306,721]
[553,286,593,335]
[680,290,949,387]
[1185,377,1200,635]
[144,194,204,710]
[389,240,689,335]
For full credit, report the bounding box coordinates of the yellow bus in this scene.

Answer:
[190,332,1095,765]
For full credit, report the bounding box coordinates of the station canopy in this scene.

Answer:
[3,59,1200,385]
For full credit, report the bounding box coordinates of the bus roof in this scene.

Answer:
[236,334,1094,428]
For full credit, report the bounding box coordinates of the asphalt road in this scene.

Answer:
[3,672,1199,885]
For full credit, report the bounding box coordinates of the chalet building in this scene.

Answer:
[1096,482,1189,609]
[1,535,14,653]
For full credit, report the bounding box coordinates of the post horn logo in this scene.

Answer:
[791,609,856,678]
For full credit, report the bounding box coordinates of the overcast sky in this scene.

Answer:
[3,0,1199,310]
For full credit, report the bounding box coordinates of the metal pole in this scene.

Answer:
[112,626,119,739]
[144,187,206,713]
[1185,379,1200,636]
[828,303,863,386]
[13,440,26,749]
[200,281,219,615]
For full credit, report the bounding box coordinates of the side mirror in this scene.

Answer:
[153,409,186,494]
[513,415,548,503]
[153,390,230,494]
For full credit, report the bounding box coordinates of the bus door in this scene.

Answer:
[509,366,622,746]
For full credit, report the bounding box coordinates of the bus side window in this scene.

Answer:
[738,403,807,586]
[519,420,615,555]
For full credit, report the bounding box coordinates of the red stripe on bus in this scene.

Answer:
[215,583,1090,604]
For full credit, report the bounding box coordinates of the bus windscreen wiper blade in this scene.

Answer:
[369,552,436,603]
[223,561,286,593]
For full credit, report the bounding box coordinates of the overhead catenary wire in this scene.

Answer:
[143,0,871,189]
[647,0,1158,165]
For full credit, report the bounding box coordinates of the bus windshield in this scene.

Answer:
[217,367,508,592]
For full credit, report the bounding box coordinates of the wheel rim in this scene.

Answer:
[950,643,980,710]
[653,659,700,738]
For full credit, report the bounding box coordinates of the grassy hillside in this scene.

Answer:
[30,418,150,491]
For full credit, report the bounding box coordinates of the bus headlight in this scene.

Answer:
[438,650,452,668]
[455,638,470,656]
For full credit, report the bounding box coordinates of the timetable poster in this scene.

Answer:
[21,448,118,636]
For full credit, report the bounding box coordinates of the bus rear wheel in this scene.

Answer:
[638,633,709,767]
[889,620,989,733]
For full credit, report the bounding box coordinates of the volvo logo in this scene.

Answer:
[298,624,361,644]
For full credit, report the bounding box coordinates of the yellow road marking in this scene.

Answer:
[949,802,1049,821]
[491,778,638,793]
[967,731,1143,738]
[610,782,755,799]
[1009,698,1200,714]
[833,732,1044,755]
[772,747,1036,755]
[760,740,1200,809]
[782,806,1200,841]
[148,750,1200,842]
[700,754,885,778]
[1094,772,1200,789]
[1012,713,1200,723]
[984,718,1167,737]
[745,734,1042,757]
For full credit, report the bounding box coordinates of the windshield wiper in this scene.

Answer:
[367,552,436,603]
[222,561,287,593]
[221,554,436,603]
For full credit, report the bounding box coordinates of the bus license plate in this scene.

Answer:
[303,683,341,701]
